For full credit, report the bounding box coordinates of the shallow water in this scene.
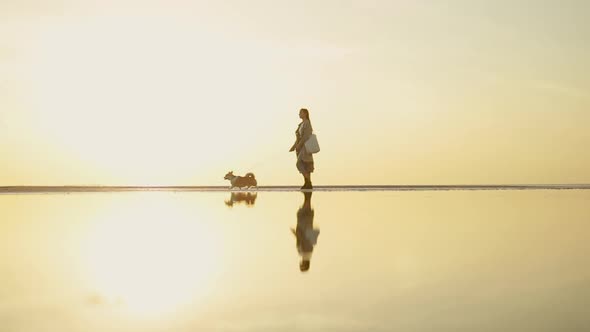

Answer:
[1,190,589,331]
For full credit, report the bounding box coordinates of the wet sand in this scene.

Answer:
[1,184,589,193]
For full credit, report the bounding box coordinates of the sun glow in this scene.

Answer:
[26,15,285,184]
[82,193,222,317]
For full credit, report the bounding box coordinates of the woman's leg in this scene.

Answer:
[302,172,312,189]
[297,158,313,189]
[297,159,306,183]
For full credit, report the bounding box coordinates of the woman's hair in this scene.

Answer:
[300,108,310,120]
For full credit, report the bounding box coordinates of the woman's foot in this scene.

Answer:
[300,179,313,190]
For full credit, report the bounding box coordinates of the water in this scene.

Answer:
[1,190,589,331]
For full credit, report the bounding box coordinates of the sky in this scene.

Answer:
[1,0,589,185]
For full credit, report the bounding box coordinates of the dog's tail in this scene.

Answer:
[245,172,257,187]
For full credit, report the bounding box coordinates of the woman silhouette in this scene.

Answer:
[289,108,315,189]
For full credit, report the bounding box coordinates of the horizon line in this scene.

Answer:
[1,184,590,193]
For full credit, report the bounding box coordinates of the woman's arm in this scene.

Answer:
[297,121,313,149]
[289,135,300,151]
[289,124,302,151]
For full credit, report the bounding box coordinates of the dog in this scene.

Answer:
[224,171,258,189]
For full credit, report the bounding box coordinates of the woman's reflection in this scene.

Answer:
[291,192,320,272]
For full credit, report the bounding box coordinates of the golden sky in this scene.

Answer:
[1,1,589,185]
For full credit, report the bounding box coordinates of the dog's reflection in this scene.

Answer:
[225,192,258,207]
[291,192,320,272]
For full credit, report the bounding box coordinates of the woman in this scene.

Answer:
[289,108,314,189]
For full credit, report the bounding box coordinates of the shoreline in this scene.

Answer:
[1,184,590,193]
